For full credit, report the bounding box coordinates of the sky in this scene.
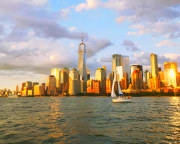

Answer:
[0,0,180,89]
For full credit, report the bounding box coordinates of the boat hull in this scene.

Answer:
[112,97,131,103]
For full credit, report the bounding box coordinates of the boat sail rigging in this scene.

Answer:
[111,72,117,98]
[111,71,123,97]
[111,71,131,103]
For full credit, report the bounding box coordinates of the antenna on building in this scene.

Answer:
[81,33,84,43]
[81,32,88,43]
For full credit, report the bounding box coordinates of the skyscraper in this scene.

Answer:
[151,53,158,78]
[164,62,177,87]
[95,68,106,81]
[78,40,87,81]
[60,68,69,94]
[112,54,130,79]
[130,65,143,89]
[112,54,122,72]
[95,67,106,94]
[46,75,56,96]
[51,68,61,89]
[130,65,143,77]
[122,56,130,78]
[69,68,81,95]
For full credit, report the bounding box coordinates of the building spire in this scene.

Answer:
[81,33,85,43]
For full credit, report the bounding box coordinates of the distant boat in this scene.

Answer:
[111,71,131,103]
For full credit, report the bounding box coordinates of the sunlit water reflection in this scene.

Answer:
[0,97,180,144]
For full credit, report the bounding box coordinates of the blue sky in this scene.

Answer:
[0,0,180,89]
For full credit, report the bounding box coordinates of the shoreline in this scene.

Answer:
[1,95,180,98]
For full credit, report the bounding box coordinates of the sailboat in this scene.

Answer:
[111,71,131,103]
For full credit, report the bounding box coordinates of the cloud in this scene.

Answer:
[163,53,180,60]
[0,0,89,42]
[0,35,111,75]
[122,40,140,51]
[60,7,73,18]
[0,24,4,35]
[128,21,180,38]
[75,0,101,12]
[74,0,180,38]
[75,0,180,22]
[0,0,112,77]
[86,38,112,57]
[115,16,126,23]
[104,0,180,22]
[156,40,180,47]
[69,26,77,32]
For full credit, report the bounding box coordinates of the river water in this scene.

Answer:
[0,97,180,144]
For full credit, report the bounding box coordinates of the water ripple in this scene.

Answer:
[0,97,180,144]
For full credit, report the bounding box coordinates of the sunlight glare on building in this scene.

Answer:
[169,69,175,79]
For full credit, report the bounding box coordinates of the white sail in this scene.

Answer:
[111,72,117,98]
[118,81,123,96]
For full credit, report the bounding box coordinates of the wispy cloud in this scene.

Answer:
[156,40,180,47]
[122,40,140,51]
[74,0,180,38]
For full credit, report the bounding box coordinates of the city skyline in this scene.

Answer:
[1,46,180,96]
[0,0,180,89]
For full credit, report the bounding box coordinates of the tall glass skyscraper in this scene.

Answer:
[112,54,130,79]
[112,54,122,73]
[151,53,158,78]
[78,41,87,82]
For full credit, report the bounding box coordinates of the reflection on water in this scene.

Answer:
[165,97,180,142]
[0,97,180,144]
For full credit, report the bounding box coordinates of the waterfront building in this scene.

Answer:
[164,62,178,87]
[60,68,69,95]
[41,83,46,95]
[106,78,112,94]
[16,85,19,95]
[95,67,106,81]
[87,79,101,94]
[25,81,33,90]
[46,75,57,96]
[87,79,93,93]
[69,68,81,95]
[131,68,143,89]
[120,72,128,89]
[21,81,33,96]
[51,68,61,89]
[177,73,180,86]
[95,67,106,94]
[130,65,143,85]
[93,80,101,94]
[144,70,152,88]
[151,53,158,78]
[122,56,130,79]
[144,70,149,84]
[34,83,46,96]
[28,90,33,96]
[34,85,41,96]
[159,71,165,87]
[150,53,160,89]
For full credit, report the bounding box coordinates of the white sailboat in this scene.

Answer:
[111,71,131,103]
